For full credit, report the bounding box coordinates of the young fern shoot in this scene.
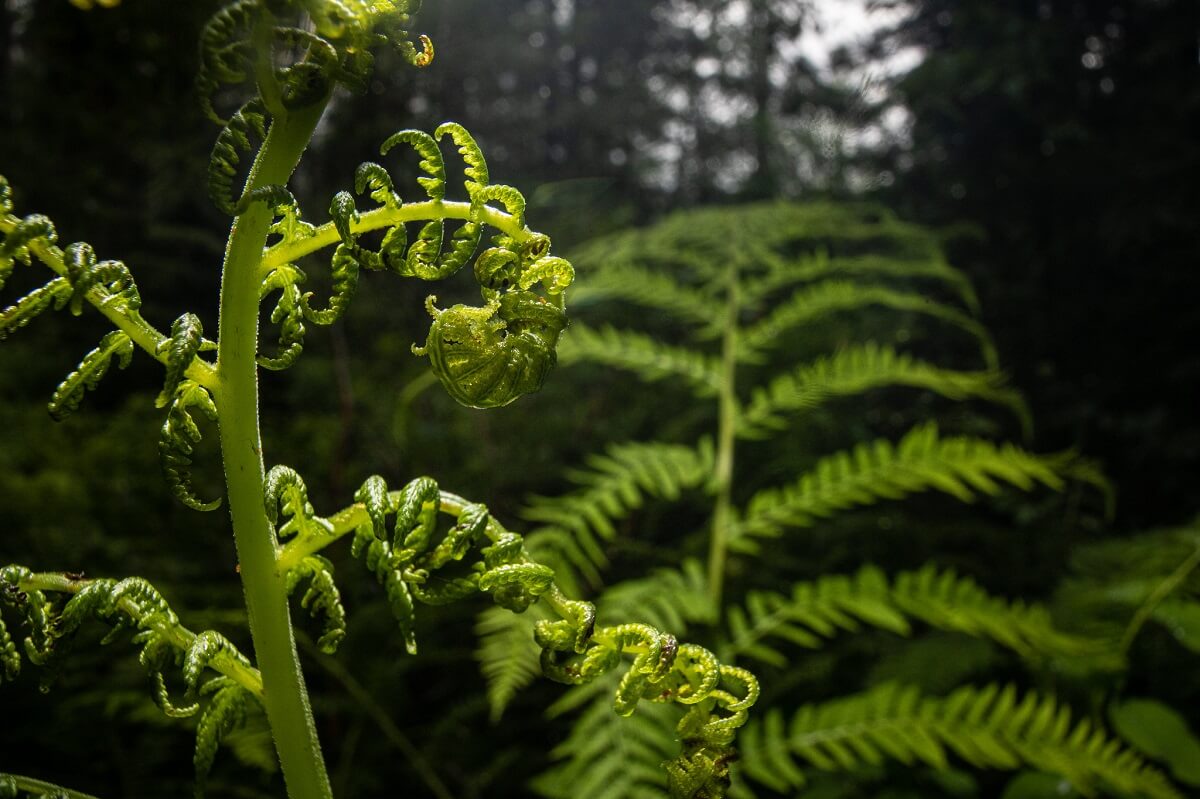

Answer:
[0,2,758,798]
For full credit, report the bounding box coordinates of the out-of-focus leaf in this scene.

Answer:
[1109,699,1200,786]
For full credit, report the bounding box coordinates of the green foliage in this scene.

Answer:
[738,683,1181,799]
[265,473,757,791]
[523,440,715,592]
[738,342,1029,439]
[47,330,134,421]
[732,422,1091,548]
[4,2,742,796]
[724,564,1101,668]
[497,202,1126,799]
[1110,699,1200,787]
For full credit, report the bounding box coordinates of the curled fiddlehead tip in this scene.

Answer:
[264,464,334,540]
[198,0,427,124]
[412,33,434,67]
[415,291,568,409]
[155,313,209,408]
[160,380,223,512]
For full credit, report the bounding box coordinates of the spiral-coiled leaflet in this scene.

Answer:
[250,122,576,410]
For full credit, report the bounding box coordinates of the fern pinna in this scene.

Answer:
[474,203,1173,797]
[0,2,755,797]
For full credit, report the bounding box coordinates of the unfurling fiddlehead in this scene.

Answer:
[414,291,568,409]
[196,0,428,126]
[160,380,222,512]
[2,179,220,510]
[270,471,759,797]
[0,566,264,792]
[254,121,576,408]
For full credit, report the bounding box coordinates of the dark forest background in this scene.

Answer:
[1,0,1198,796]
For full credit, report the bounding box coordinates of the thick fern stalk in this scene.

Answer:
[738,682,1182,799]
[213,94,334,799]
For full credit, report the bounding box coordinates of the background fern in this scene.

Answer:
[4,1,1198,796]
[470,202,1144,798]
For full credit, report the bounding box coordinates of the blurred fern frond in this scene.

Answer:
[732,423,1098,548]
[724,564,1104,667]
[738,342,1030,439]
[523,440,715,592]
[738,683,1182,799]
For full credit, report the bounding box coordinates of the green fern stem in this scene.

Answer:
[277,491,628,652]
[259,200,534,274]
[213,98,333,799]
[1120,540,1200,654]
[16,571,264,698]
[707,265,740,609]
[0,773,103,799]
[0,215,218,391]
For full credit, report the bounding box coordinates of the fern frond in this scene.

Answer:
[194,678,253,799]
[301,242,360,325]
[739,683,1182,799]
[353,161,402,210]
[520,255,575,295]
[732,423,1079,548]
[0,277,71,341]
[477,560,711,725]
[1,568,260,730]
[264,465,335,541]
[742,245,981,314]
[0,616,18,684]
[470,184,527,230]
[567,262,723,330]
[159,380,222,512]
[725,564,1101,668]
[183,631,253,697]
[476,603,550,722]
[381,129,447,200]
[284,555,347,654]
[738,342,1030,439]
[416,291,567,408]
[533,695,679,799]
[557,323,721,396]
[435,121,490,196]
[195,0,256,123]
[523,439,715,590]
[47,330,134,420]
[257,262,307,370]
[62,241,141,317]
[1055,523,1200,647]
[155,313,209,408]
[0,213,57,273]
[0,565,53,669]
[740,280,998,369]
[206,98,267,214]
